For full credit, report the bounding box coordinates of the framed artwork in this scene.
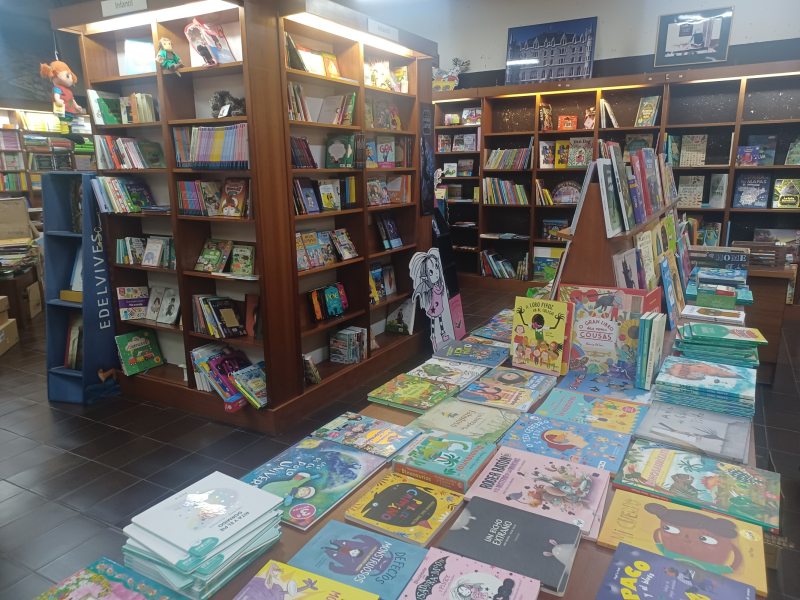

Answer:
[654,7,734,67]
[505,18,597,85]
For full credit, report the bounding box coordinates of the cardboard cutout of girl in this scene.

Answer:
[410,249,456,351]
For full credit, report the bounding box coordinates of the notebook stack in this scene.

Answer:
[653,356,756,418]
[675,322,766,368]
[121,472,283,600]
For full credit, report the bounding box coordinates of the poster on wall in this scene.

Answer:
[654,7,734,67]
[505,17,597,85]
[419,102,435,216]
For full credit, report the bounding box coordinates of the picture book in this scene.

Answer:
[598,158,624,237]
[145,286,165,321]
[462,336,510,349]
[220,178,247,217]
[438,497,581,596]
[597,491,768,595]
[235,561,379,600]
[635,96,660,127]
[615,439,780,533]
[457,380,537,412]
[471,322,512,342]
[557,370,652,405]
[679,134,708,167]
[479,367,558,396]
[392,434,497,493]
[345,473,463,547]
[368,374,453,413]
[498,414,631,472]
[660,255,679,330]
[386,298,415,335]
[230,245,254,275]
[194,238,232,272]
[613,249,639,289]
[555,140,569,168]
[399,547,541,600]
[240,438,385,530]
[609,145,635,230]
[533,246,564,282]
[567,137,592,168]
[288,521,427,599]
[311,413,419,458]
[596,543,757,600]
[685,322,767,346]
[678,175,704,208]
[116,286,148,320]
[433,339,509,368]
[733,173,771,208]
[558,284,661,314]
[534,389,648,435]
[569,306,641,382]
[156,288,180,324]
[772,178,800,209]
[406,358,488,389]
[408,398,519,444]
[539,140,555,168]
[511,297,571,376]
[657,356,756,401]
[115,330,163,376]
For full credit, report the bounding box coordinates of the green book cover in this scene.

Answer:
[137,142,166,169]
[97,97,122,125]
[367,374,453,413]
[326,135,352,169]
[407,398,519,444]
[115,329,163,376]
[230,245,254,275]
[689,322,767,346]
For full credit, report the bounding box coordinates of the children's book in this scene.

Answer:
[598,158,624,237]
[623,133,652,163]
[471,322,512,342]
[288,521,427,599]
[555,140,569,168]
[368,374,453,413]
[596,543,757,600]
[194,238,232,272]
[634,95,660,127]
[567,137,592,168]
[539,140,555,168]
[457,380,538,412]
[408,398,519,444]
[235,561,379,600]
[534,389,648,435]
[385,298,415,334]
[732,172,771,208]
[145,286,165,321]
[615,439,780,533]
[558,284,661,314]
[511,297,571,376]
[479,367,557,396]
[686,322,767,346]
[679,134,708,167]
[312,412,420,458]
[498,414,631,472]
[198,180,222,216]
[392,434,497,493]
[438,497,581,597]
[556,370,652,405]
[399,547,541,600]
[141,238,163,267]
[345,473,463,547]
[240,438,385,530]
[219,178,247,217]
[597,490,768,596]
[156,288,180,324]
[463,336,510,349]
[660,255,680,330]
[406,358,488,389]
[295,232,310,270]
[116,286,149,320]
[230,245,254,276]
[115,330,163,376]
[772,178,800,209]
[433,339,509,368]
[656,356,756,402]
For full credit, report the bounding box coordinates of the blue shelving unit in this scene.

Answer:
[43,172,120,404]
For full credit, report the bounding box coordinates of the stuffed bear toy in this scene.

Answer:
[210,91,246,118]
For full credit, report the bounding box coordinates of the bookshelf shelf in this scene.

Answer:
[447,200,479,204]
[369,167,414,172]
[133,363,187,387]
[484,130,537,137]
[294,208,363,220]
[188,331,263,347]
[435,124,481,130]
[365,128,415,135]
[671,165,731,170]
[292,168,357,174]
[372,331,420,358]
[162,62,244,78]
[532,238,567,244]
[598,126,661,132]
[741,119,800,125]
[120,318,182,333]
[168,117,248,126]
[288,121,361,131]
[109,211,171,218]
[370,290,411,311]
[483,168,532,173]
[369,244,417,258]
[297,257,365,277]
[99,169,167,174]
[435,150,480,155]
[285,68,359,88]
[453,248,479,253]
[182,271,260,281]
[90,73,157,85]
[364,86,416,99]
[665,122,736,128]
[173,168,250,174]
[113,264,176,274]
[176,215,255,222]
[677,207,727,212]
[735,165,799,170]
[482,203,531,208]
[538,128,594,136]
[299,310,366,338]
[367,203,417,212]
[94,122,161,130]
[537,204,578,209]
[730,208,800,213]
[442,176,480,180]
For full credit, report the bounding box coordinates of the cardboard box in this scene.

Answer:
[0,318,19,357]
[0,295,8,326]
[25,282,41,319]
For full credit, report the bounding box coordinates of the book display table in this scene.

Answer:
[747,266,795,382]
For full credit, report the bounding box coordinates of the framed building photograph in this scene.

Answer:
[655,7,734,67]
[505,17,597,85]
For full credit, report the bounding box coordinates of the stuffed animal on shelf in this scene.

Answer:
[156,38,184,77]
[210,91,246,118]
[39,60,85,144]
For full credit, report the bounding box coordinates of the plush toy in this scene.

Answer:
[210,91,246,118]
[39,60,85,144]
[156,38,184,77]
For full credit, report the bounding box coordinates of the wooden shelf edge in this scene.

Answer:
[297,257,364,276]
[299,309,366,338]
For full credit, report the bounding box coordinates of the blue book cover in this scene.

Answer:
[596,543,756,600]
[558,371,652,405]
[434,340,509,368]
[471,322,511,342]
[655,356,756,402]
[659,256,679,330]
[288,520,427,598]
[732,173,770,208]
[497,414,631,472]
[312,412,421,458]
[534,389,648,435]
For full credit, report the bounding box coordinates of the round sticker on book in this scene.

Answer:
[740,529,760,543]
[290,503,316,521]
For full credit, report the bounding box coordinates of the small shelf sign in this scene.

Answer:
[101,0,147,18]
[368,19,399,42]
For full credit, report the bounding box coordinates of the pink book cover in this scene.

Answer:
[400,547,540,600]
[465,447,610,540]
[449,293,467,340]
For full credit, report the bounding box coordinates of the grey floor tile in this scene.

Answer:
[0,573,57,599]
[38,528,126,584]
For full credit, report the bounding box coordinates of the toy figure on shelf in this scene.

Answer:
[156,38,184,77]
[39,60,85,144]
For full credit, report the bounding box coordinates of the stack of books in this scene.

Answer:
[178,178,252,218]
[289,136,317,168]
[172,124,250,169]
[94,135,166,170]
[480,249,529,279]
[116,235,175,269]
[329,326,368,364]
[228,361,268,408]
[686,282,753,305]
[121,472,283,600]
[482,177,530,204]
[190,342,252,412]
[91,176,159,213]
[192,295,248,338]
[676,322,765,368]
[368,373,453,413]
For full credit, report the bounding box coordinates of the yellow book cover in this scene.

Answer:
[666,250,686,312]
[236,560,379,599]
[345,473,463,547]
[511,297,570,376]
[210,128,225,163]
[598,490,768,596]
[555,140,569,169]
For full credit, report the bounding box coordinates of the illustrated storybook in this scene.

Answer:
[345,472,464,547]
[596,543,756,600]
[406,358,488,389]
[479,366,557,396]
[234,561,379,600]
[466,447,610,540]
[614,439,781,533]
[498,414,632,472]
[598,490,768,595]
[115,329,163,376]
[683,321,767,346]
[558,284,661,315]
[312,412,420,458]
[557,370,652,405]
[288,520,427,599]
[368,374,453,413]
[471,322,512,342]
[438,497,581,597]
[569,306,641,382]
[534,389,648,434]
[457,380,538,411]
[240,438,385,530]
[408,398,519,444]
[399,547,541,600]
[512,297,572,376]
[656,356,756,402]
[433,339,509,368]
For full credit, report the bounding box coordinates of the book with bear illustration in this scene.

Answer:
[533,389,648,435]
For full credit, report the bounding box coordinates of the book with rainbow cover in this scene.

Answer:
[534,389,648,434]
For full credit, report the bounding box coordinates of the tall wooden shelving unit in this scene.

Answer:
[434,61,800,293]
[50,0,436,434]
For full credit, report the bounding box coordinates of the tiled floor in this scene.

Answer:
[0,288,797,599]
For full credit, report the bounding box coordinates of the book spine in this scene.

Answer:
[391,463,466,494]
[636,317,652,389]
[654,381,752,403]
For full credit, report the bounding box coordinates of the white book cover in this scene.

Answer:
[680,304,745,325]
[679,134,708,167]
[634,231,657,291]
[644,313,667,389]
[709,173,728,208]
[70,245,83,292]
[145,286,165,321]
[141,238,164,268]
[406,358,488,388]
[677,175,704,208]
[613,248,639,289]
[597,158,624,237]
[317,95,345,123]
[539,140,555,169]
[157,288,180,324]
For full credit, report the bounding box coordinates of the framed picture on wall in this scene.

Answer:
[654,7,734,67]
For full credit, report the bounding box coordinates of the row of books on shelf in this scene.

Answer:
[365,59,409,93]
[443,158,474,177]
[94,135,166,170]
[116,285,179,324]
[539,137,592,169]
[438,132,480,152]
[193,294,248,338]
[665,132,800,167]
[369,263,398,304]
[326,133,366,168]
[24,132,73,150]
[0,151,23,170]
[484,140,533,170]
[87,90,160,125]
[364,97,403,129]
[598,95,661,129]
[534,179,582,205]
[0,131,20,150]
[287,85,356,125]
[0,173,26,191]
[190,341,267,410]
[443,107,481,126]
[296,228,357,271]
[366,135,413,168]
[194,239,255,277]
[330,326,369,364]
[480,249,529,279]
[677,171,800,210]
[482,177,529,204]
[91,176,162,213]
[74,153,95,171]
[29,151,73,172]
[374,212,404,249]
[541,218,570,239]
[439,182,478,202]
[116,235,176,269]
[178,177,252,218]
[172,124,250,169]
[293,176,357,214]
[308,281,349,322]
[367,174,411,206]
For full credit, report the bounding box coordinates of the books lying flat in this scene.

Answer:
[439,497,581,597]
[598,491,768,596]
[534,389,648,434]
[408,398,519,444]
[615,439,780,533]
[345,473,463,547]
[479,367,558,396]
[234,561,379,600]
[368,374,453,413]
[288,521,427,598]
[498,414,631,472]
[651,389,755,417]
[312,412,420,457]
[681,321,766,346]
[405,358,488,389]
[557,370,652,405]
[240,438,385,530]
[656,356,756,403]
[471,322,512,342]
[400,547,541,600]
[681,304,745,325]
[457,380,538,411]
[433,339,510,367]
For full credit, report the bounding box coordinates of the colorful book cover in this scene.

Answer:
[288,521,427,599]
[557,370,652,405]
[615,439,780,533]
[660,255,679,330]
[115,330,163,376]
[368,374,454,413]
[687,322,767,346]
[116,286,149,320]
[568,306,641,382]
[234,561,379,600]
[471,322,512,342]
[656,356,756,402]
[597,491,768,596]
[732,173,771,208]
[635,96,660,127]
[772,178,800,209]
[406,358,488,389]
[345,473,463,547]
[467,447,610,540]
[498,414,631,473]
[457,380,537,412]
[312,412,420,458]
[534,389,647,434]
[408,398,519,444]
[596,543,757,600]
[479,367,557,396]
[240,438,385,530]
[558,284,661,315]
[463,336,510,349]
[399,547,541,600]
[433,340,510,368]
[511,297,571,376]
